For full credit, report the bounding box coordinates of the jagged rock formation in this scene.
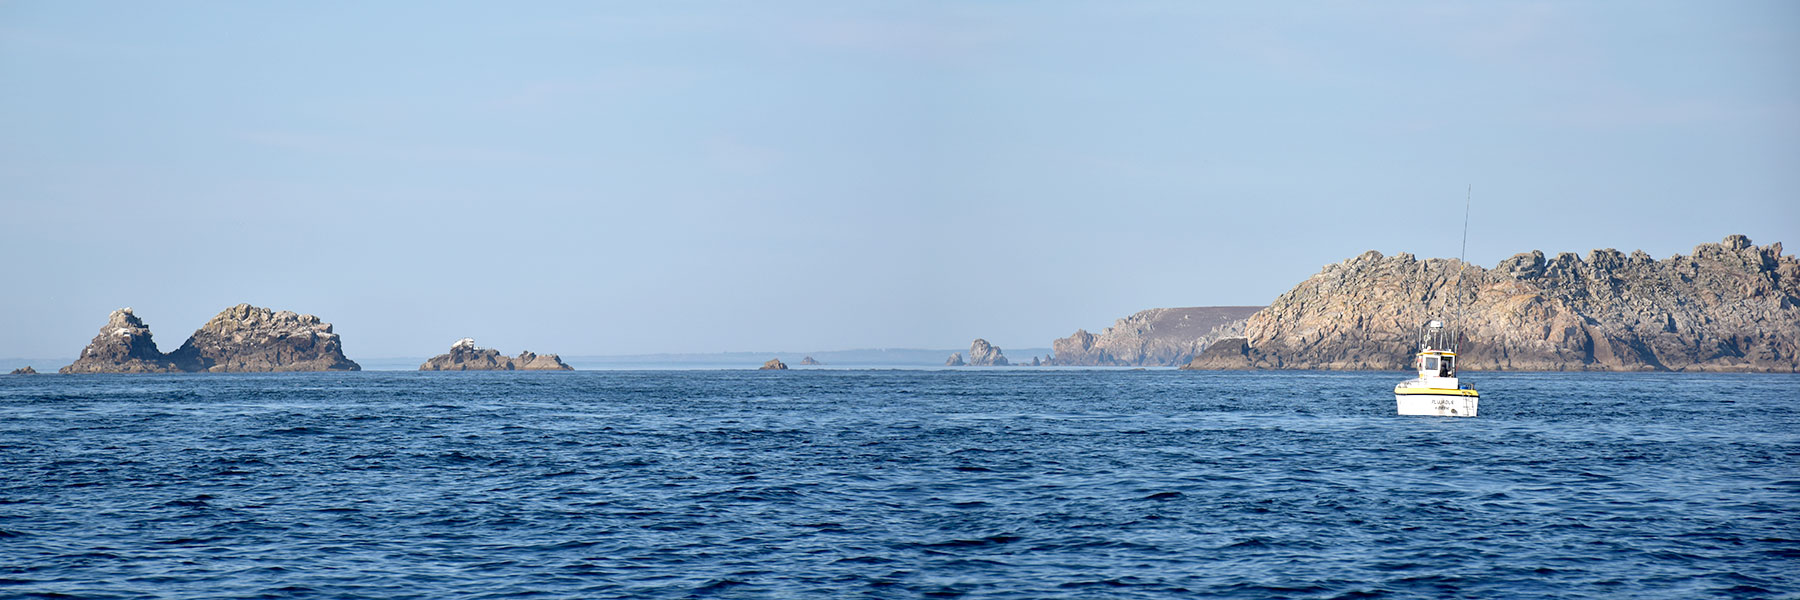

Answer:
[9,366,38,375]
[1030,356,1042,366]
[60,304,359,374]
[167,304,360,372]
[967,339,1009,366]
[1183,235,1799,372]
[59,308,181,373]
[760,358,788,370]
[945,353,965,366]
[1049,306,1263,366]
[800,356,821,365]
[419,338,573,371]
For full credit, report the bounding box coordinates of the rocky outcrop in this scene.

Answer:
[760,358,788,370]
[799,356,821,366]
[967,339,1009,366]
[945,353,965,366]
[1183,235,1799,372]
[9,366,38,375]
[167,304,359,372]
[60,304,359,373]
[419,338,573,371]
[59,308,181,373]
[1049,306,1263,366]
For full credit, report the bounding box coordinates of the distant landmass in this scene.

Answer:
[1185,235,1798,372]
[1047,306,1263,366]
[557,347,1057,370]
[59,304,360,373]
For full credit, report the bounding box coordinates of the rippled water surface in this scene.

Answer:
[2,370,1796,599]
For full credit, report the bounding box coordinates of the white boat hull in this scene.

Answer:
[1396,394,1478,417]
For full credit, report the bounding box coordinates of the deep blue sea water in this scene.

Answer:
[1,370,1796,599]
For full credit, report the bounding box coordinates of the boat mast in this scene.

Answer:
[1453,185,1471,353]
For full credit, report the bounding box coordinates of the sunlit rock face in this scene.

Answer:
[1184,235,1800,373]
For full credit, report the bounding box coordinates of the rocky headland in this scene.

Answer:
[419,338,573,371]
[1049,306,1263,366]
[61,304,360,373]
[1184,235,1798,372]
[966,339,1009,366]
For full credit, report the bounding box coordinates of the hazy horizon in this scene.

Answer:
[4,2,1796,358]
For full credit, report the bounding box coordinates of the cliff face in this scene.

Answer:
[59,308,181,373]
[62,304,359,373]
[1050,306,1263,366]
[168,304,360,372]
[420,338,573,371]
[1184,235,1799,372]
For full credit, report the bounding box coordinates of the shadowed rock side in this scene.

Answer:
[1183,235,1799,372]
[760,358,788,370]
[420,338,573,371]
[967,339,1009,366]
[1049,306,1263,366]
[167,304,360,372]
[945,353,965,366]
[60,308,181,373]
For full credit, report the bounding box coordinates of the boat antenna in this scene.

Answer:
[1453,185,1471,353]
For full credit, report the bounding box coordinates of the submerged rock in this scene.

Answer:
[967,339,1009,366]
[166,304,360,372]
[760,358,788,370]
[419,338,573,371]
[59,308,181,374]
[9,366,38,375]
[1183,235,1800,372]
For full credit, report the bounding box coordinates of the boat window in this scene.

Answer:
[1423,356,1439,372]
[1440,356,1454,376]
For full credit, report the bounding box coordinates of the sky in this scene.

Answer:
[2,1,1797,359]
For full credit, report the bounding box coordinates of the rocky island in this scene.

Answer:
[1048,306,1262,366]
[1184,235,1798,372]
[760,358,788,370]
[945,353,964,366]
[420,338,573,371]
[61,305,360,373]
[9,366,37,375]
[965,339,1009,366]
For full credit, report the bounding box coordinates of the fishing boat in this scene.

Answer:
[1395,185,1481,417]
[1394,319,1479,416]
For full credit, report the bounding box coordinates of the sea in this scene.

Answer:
[1,369,1795,599]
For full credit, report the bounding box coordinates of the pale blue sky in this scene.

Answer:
[3,2,1796,359]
